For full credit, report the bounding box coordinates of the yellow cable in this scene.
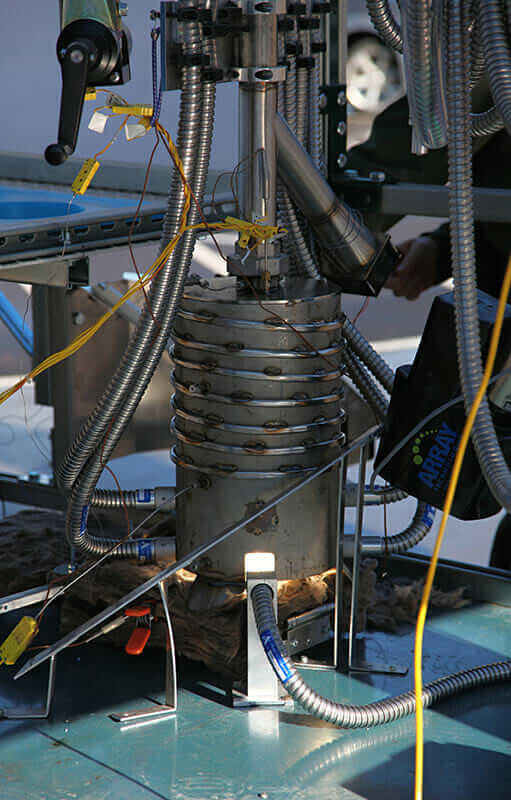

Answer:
[413,253,511,800]
[0,121,284,410]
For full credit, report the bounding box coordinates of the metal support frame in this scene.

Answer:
[0,584,59,720]
[234,563,287,707]
[110,579,177,725]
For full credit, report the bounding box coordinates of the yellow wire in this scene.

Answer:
[0,121,283,410]
[413,252,511,800]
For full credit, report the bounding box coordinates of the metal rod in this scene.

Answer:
[348,443,368,668]
[334,456,347,669]
[0,289,33,355]
[15,425,380,680]
[158,579,177,710]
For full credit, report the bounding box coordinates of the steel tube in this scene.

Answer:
[275,113,378,273]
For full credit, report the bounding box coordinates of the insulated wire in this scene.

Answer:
[414,252,511,800]
[0,124,284,409]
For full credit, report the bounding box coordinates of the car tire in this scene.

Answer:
[346,36,404,114]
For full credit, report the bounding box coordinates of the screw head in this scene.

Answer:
[318,93,327,110]
[336,121,346,135]
[337,153,348,168]
[69,49,85,64]
[337,90,347,106]
[110,72,121,83]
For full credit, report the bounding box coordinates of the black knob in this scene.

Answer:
[45,143,72,166]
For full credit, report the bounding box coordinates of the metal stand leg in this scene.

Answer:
[1,656,57,720]
[347,446,407,676]
[334,457,347,670]
[110,579,178,725]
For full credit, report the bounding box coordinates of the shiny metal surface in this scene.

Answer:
[275,113,379,274]
[173,279,345,578]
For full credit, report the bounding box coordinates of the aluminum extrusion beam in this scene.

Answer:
[379,183,511,223]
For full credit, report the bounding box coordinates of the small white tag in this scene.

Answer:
[88,111,108,134]
[125,122,149,141]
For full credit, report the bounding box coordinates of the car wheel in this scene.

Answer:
[346,36,404,114]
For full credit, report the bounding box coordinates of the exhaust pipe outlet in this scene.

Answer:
[275,113,399,295]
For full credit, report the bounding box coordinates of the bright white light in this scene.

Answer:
[244,552,276,574]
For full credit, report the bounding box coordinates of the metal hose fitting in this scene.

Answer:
[366,0,402,53]
[90,487,176,511]
[342,317,394,394]
[448,0,511,512]
[252,582,511,728]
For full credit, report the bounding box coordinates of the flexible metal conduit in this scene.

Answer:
[67,15,217,558]
[401,0,446,151]
[57,10,205,494]
[342,317,394,394]
[366,0,402,53]
[480,0,511,136]
[252,582,511,727]
[344,500,435,556]
[343,349,388,422]
[89,487,175,511]
[276,35,319,279]
[448,0,511,513]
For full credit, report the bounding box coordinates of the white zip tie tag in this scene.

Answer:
[88,111,108,134]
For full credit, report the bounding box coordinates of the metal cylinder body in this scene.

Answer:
[172,278,345,579]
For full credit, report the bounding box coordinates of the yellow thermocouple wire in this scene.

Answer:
[414,252,511,800]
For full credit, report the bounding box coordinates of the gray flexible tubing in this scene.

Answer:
[342,317,395,394]
[90,489,154,510]
[252,582,511,727]
[308,48,323,172]
[448,0,511,513]
[366,0,402,53]
[343,348,388,422]
[67,21,216,558]
[402,0,446,151]
[479,0,511,136]
[57,8,204,493]
[380,500,435,554]
[277,41,319,278]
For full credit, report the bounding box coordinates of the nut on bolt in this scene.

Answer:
[337,121,346,135]
[319,93,327,110]
[337,153,348,168]
[337,89,347,106]
[369,170,386,183]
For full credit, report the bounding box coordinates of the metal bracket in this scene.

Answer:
[234,565,289,707]
[319,83,347,185]
[110,579,177,725]
[0,584,59,720]
[287,602,333,655]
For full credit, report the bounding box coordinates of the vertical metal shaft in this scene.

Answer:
[334,457,347,670]
[238,82,278,225]
[348,443,367,668]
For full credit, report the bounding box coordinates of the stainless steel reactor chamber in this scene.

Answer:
[172,277,345,580]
